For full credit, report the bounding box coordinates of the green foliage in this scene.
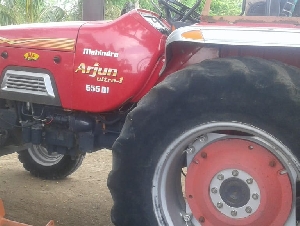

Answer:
[49,0,83,21]
[104,0,242,19]
[0,0,66,25]
[105,0,126,20]
[210,0,242,15]
[105,0,158,20]
[0,0,243,26]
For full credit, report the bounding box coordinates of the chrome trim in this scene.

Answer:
[1,69,55,97]
[167,25,300,47]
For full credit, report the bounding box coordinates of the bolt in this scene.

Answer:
[248,145,254,150]
[252,193,259,200]
[217,174,224,180]
[183,214,191,222]
[211,187,218,194]
[1,51,8,59]
[245,206,252,213]
[269,160,276,167]
[201,152,207,159]
[198,216,205,223]
[199,135,207,142]
[246,178,253,184]
[232,170,239,177]
[186,146,195,154]
[193,160,199,164]
[217,202,223,208]
[231,210,237,217]
[280,170,288,175]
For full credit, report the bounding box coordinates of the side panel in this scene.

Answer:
[0,47,75,108]
[0,22,83,108]
[72,11,166,112]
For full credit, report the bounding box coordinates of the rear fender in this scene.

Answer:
[160,24,300,79]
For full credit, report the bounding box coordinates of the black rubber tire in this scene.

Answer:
[108,57,300,226]
[18,149,85,180]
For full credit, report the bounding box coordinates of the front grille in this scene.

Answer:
[1,70,55,97]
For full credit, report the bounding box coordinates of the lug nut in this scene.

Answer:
[231,210,237,217]
[246,178,253,184]
[186,146,195,154]
[232,170,239,176]
[252,193,259,200]
[199,135,207,142]
[217,202,223,208]
[217,174,224,180]
[245,206,252,213]
[211,187,218,194]
[183,214,191,222]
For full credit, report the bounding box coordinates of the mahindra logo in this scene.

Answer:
[83,48,119,58]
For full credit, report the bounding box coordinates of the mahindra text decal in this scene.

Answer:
[24,52,39,61]
[75,63,123,84]
[83,48,119,58]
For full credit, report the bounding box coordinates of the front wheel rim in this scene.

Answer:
[152,122,298,226]
[28,145,64,167]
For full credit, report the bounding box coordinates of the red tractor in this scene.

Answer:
[0,0,300,225]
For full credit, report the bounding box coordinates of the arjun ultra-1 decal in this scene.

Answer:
[75,62,122,84]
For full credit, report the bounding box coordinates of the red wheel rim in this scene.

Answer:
[185,139,292,226]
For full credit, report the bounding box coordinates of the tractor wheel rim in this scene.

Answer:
[152,122,298,226]
[28,145,64,166]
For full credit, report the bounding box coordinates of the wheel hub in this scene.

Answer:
[185,138,292,226]
[28,145,64,166]
[209,169,260,219]
[219,177,250,208]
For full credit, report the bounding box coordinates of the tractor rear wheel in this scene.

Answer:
[18,145,85,179]
[108,57,300,226]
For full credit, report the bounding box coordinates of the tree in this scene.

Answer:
[0,0,66,25]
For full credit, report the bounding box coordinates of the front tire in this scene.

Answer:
[108,57,300,226]
[18,145,85,179]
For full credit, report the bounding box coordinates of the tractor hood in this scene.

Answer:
[0,21,86,52]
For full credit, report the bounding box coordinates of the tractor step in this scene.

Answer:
[0,199,54,226]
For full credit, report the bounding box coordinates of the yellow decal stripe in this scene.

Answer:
[0,37,75,51]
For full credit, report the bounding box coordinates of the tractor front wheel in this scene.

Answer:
[18,145,85,179]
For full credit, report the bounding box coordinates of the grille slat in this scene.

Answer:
[6,81,46,87]
[1,70,55,97]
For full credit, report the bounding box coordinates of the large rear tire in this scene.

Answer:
[108,57,300,226]
[18,145,85,180]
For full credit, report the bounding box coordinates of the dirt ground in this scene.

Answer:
[0,150,114,226]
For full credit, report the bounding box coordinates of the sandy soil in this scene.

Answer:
[0,150,114,226]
